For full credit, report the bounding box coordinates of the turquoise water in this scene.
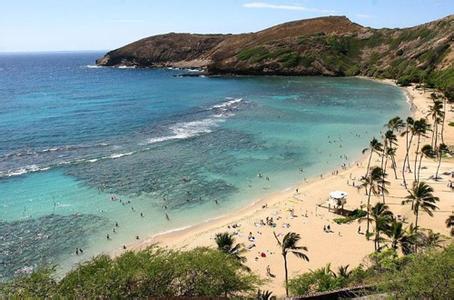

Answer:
[0,52,408,279]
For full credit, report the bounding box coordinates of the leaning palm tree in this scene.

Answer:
[273,232,309,297]
[382,130,397,189]
[435,143,449,180]
[402,181,439,234]
[385,219,417,255]
[215,232,248,267]
[401,117,415,189]
[387,147,399,179]
[362,137,383,178]
[360,166,386,236]
[418,144,435,182]
[360,202,393,251]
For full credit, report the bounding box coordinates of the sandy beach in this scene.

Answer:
[129,79,454,296]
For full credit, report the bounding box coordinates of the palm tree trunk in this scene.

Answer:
[435,151,442,180]
[417,152,424,183]
[375,224,380,252]
[366,186,372,237]
[402,132,414,190]
[413,135,421,182]
[431,120,436,148]
[365,149,373,177]
[284,255,289,297]
[391,155,398,179]
[415,209,419,232]
[434,122,439,149]
[441,100,446,144]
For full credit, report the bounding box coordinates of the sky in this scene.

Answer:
[0,0,453,52]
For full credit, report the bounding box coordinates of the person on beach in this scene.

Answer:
[136,235,140,240]
[75,248,79,255]
[166,213,170,221]
[123,245,127,250]
[115,222,119,227]
[106,234,110,240]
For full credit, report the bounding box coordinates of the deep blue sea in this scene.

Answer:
[0,52,408,279]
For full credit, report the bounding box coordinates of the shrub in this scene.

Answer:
[333,209,367,224]
[381,244,454,299]
[279,52,300,68]
[0,247,262,298]
[288,264,346,296]
[237,47,271,63]
[397,76,412,86]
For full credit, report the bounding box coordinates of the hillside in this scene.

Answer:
[97,15,454,98]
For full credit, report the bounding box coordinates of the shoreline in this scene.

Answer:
[120,78,453,296]
[124,77,409,252]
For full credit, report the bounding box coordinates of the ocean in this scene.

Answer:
[0,52,408,279]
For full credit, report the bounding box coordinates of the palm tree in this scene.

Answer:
[427,95,444,147]
[387,116,405,132]
[256,290,274,300]
[385,220,417,255]
[214,232,248,268]
[360,202,393,251]
[412,119,431,182]
[360,166,386,236]
[336,265,352,279]
[382,130,397,186]
[440,95,447,144]
[401,117,415,189]
[273,232,309,297]
[435,143,449,180]
[446,214,454,236]
[402,182,439,234]
[418,229,444,251]
[362,138,383,178]
[418,144,435,182]
[387,147,399,179]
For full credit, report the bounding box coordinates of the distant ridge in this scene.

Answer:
[97,15,454,98]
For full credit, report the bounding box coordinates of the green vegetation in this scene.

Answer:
[237,47,271,63]
[289,243,454,297]
[426,68,454,101]
[279,52,300,68]
[333,209,367,224]
[0,247,261,298]
[382,243,454,298]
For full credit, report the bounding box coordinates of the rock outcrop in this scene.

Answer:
[97,15,453,94]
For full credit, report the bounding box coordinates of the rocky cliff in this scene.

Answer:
[97,15,454,96]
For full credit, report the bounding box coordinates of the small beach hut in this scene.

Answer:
[328,191,347,210]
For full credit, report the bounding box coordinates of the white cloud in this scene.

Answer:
[243,2,335,13]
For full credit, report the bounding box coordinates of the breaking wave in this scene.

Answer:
[145,98,243,145]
